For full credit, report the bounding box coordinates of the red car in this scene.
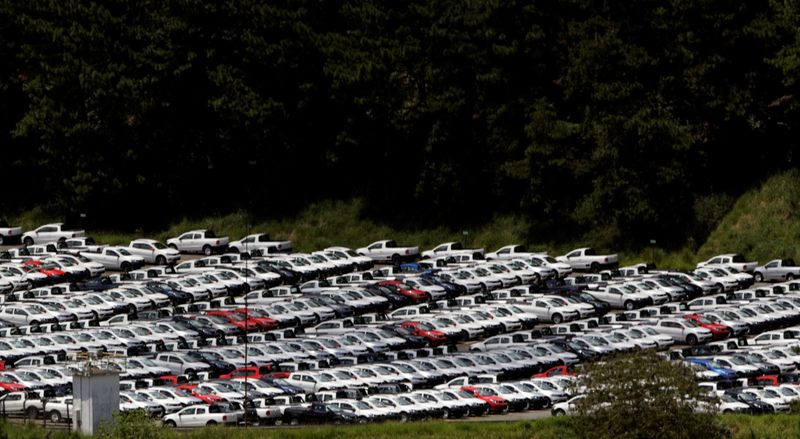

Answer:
[460,386,509,413]
[176,384,224,404]
[220,366,272,380]
[754,373,800,387]
[378,280,430,303]
[233,308,278,331]
[684,314,731,340]
[400,321,448,346]
[206,310,262,333]
[533,365,576,378]
[0,381,25,392]
[22,260,65,279]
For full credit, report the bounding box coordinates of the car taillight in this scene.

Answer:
[604,257,608,263]
[216,240,220,245]
[222,415,227,421]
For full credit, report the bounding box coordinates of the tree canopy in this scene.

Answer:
[1,0,798,247]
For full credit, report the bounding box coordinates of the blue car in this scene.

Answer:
[685,358,738,380]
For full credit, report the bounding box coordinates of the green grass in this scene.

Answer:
[13,167,800,270]
[5,415,800,439]
[699,169,800,264]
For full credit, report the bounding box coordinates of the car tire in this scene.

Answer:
[666,294,673,302]
[203,245,212,256]
[716,283,724,292]
[23,236,34,246]
[30,320,39,327]
[399,412,409,423]
[590,262,600,273]
[289,417,299,426]
[552,313,563,324]
[787,274,795,281]
[26,406,39,419]
[273,419,283,426]
[624,300,634,310]
[206,420,217,426]
[442,409,450,419]
[754,272,764,282]
[156,256,167,265]
[120,262,131,272]
[553,409,566,417]
[544,397,552,408]
[48,410,63,423]
[357,416,367,424]
[686,334,698,345]
[391,254,401,265]
[165,420,177,428]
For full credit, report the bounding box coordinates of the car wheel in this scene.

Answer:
[23,237,34,246]
[30,320,39,327]
[544,397,552,408]
[128,304,137,314]
[206,420,217,426]
[273,419,283,426]
[289,417,299,426]
[666,294,673,302]
[442,409,450,419]
[552,313,563,324]
[590,262,600,273]
[716,283,724,292]
[391,254,401,265]
[787,274,795,281]
[624,300,634,310]
[357,416,367,424]
[229,246,240,254]
[165,420,177,428]
[203,245,212,256]
[553,409,566,417]
[26,406,39,419]
[686,334,698,345]
[120,262,131,272]
[399,412,409,423]
[754,272,764,282]
[156,256,167,265]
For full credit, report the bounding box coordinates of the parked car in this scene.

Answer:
[167,230,229,255]
[555,248,619,273]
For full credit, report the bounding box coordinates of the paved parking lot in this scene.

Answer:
[0,229,797,427]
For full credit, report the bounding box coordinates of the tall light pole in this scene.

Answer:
[243,222,250,427]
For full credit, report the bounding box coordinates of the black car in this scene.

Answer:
[282,402,356,425]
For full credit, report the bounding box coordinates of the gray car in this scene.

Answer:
[753,259,800,282]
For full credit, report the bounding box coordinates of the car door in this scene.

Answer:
[36,225,58,243]
[764,261,780,280]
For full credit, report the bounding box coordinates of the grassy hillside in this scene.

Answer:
[6,199,698,268]
[699,169,800,264]
[4,415,800,439]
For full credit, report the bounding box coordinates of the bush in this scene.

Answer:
[573,350,728,439]
[97,409,166,439]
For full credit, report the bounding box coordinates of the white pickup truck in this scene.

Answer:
[485,244,547,260]
[421,242,484,259]
[556,247,619,272]
[21,223,85,246]
[356,240,420,263]
[162,404,238,427]
[228,233,292,254]
[167,230,229,255]
[0,220,22,245]
[81,247,146,271]
[696,254,758,273]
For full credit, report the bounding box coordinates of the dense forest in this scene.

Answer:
[1,1,798,249]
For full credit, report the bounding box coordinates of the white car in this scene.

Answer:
[517,296,581,324]
[485,244,546,261]
[556,248,619,273]
[650,319,713,345]
[697,254,758,273]
[81,247,145,271]
[228,233,292,254]
[0,220,22,245]
[167,230,229,255]
[162,404,238,427]
[22,223,86,246]
[127,239,181,265]
[356,240,420,263]
[421,242,484,259]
